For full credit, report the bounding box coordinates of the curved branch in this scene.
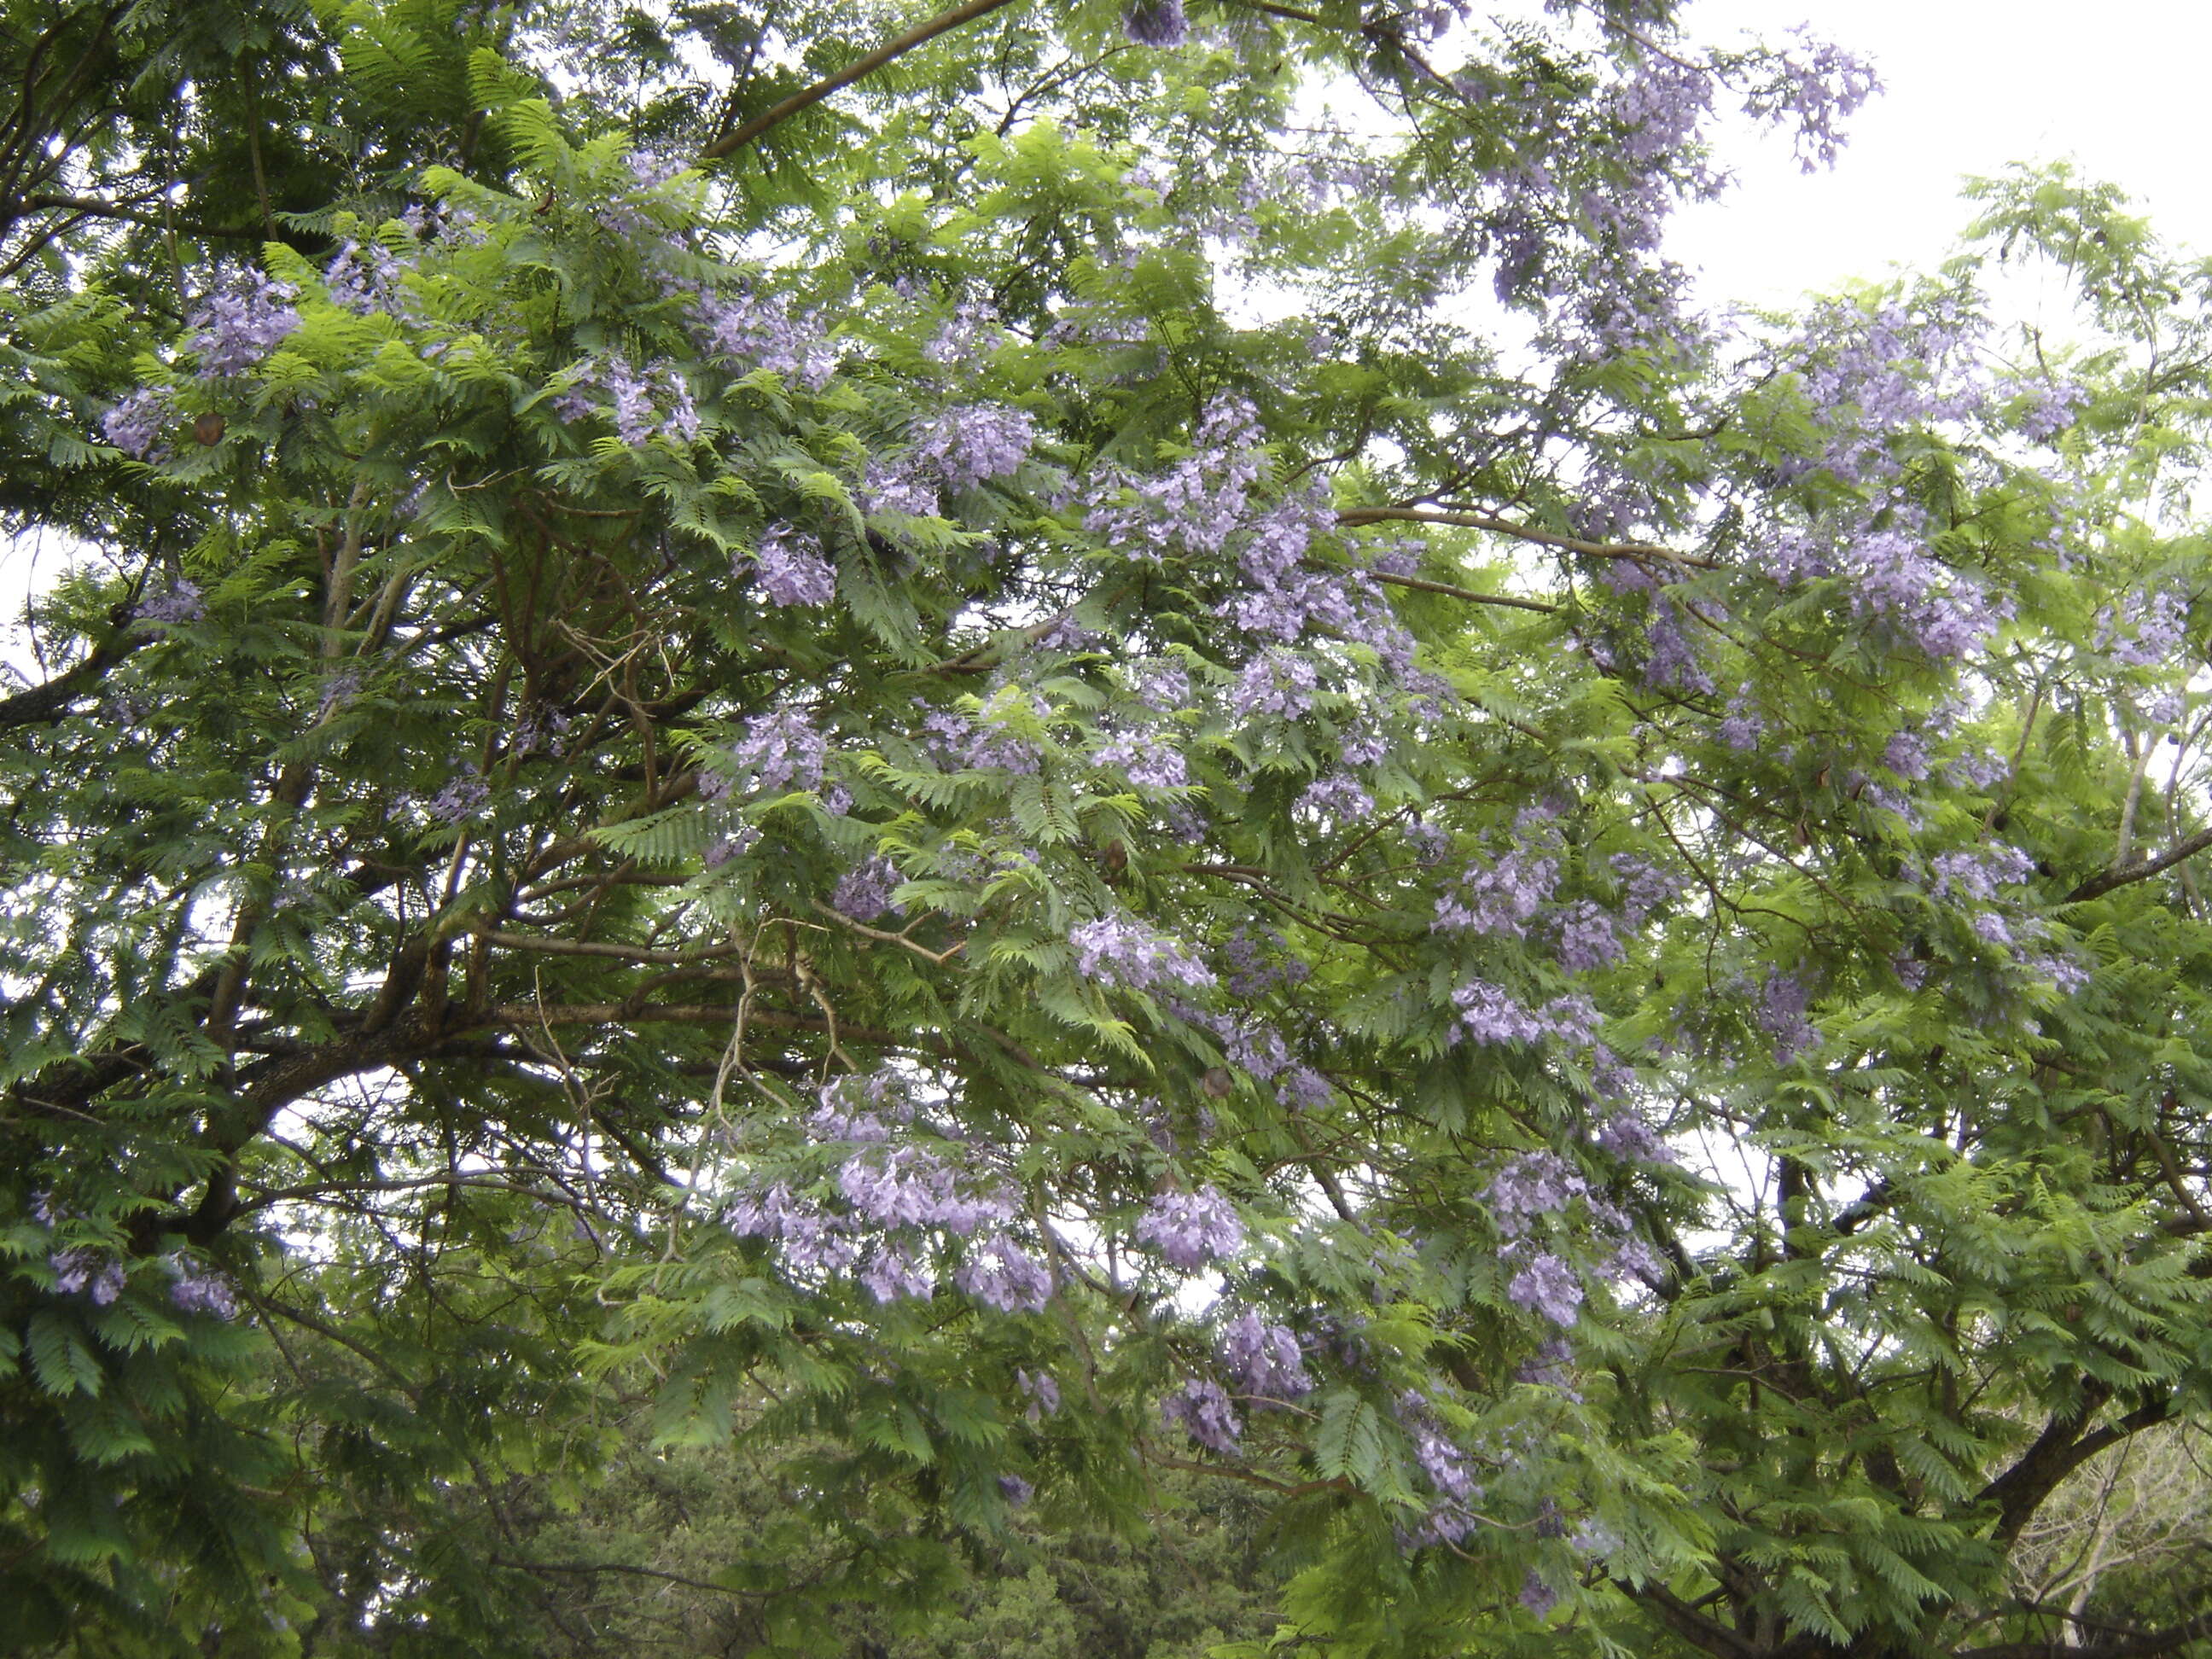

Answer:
[2067,827,2212,903]
[698,0,1030,162]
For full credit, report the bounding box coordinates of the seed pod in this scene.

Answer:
[1202,1067,1234,1099]
[193,411,225,446]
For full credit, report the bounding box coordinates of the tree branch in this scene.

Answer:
[697,0,1029,162]
[1336,505,1718,570]
[2066,827,2212,903]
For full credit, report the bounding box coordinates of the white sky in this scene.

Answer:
[1676,0,2212,308]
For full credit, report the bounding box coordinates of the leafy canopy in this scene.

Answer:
[4,0,2212,1656]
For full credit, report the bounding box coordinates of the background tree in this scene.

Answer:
[5,2,2212,1657]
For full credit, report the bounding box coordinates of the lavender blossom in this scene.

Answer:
[426,774,490,823]
[1017,1368,1060,1421]
[1505,1252,1584,1327]
[1298,773,1374,822]
[1070,912,1214,992]
[731,707,827,795]
[102,388,171,458]
[1551,901,1622,973]
[690,285,835,388]
[1595,1112,1670,1163]
[1755,971,1819,1063]
[1121,0,1187,47]
[748,523,837,607]
[1743,27,1881,172]
[325,238,407,315]
[1130,657,1193,713]
[1487,1151,1586,1235]
[1161,1377,1239,1452]
[859,1241,935,1303]
[998,1474,1034,1506]
[1225,649,1320,721]
[167,1263,237,1319]
[916,404,1034,491]
[1449,980,1544,1046]
[954,1232,1053,1313]
[1220,1309,1313,1400]
[838,1146,1016,1236]
[831,854,904,923]
[1134,1185,1243,1272]
[1434,850,1558,937]
[1519,1570,1560,1617]
[189,271,300,375]
[51,1249,125,1305]
[1096,732,1189,790]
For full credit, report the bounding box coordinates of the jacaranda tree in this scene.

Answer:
[6,0,2212,1652]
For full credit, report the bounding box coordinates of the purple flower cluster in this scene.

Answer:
[50,1248,125,1306]
[1121,0,1187,47]
[859,1242,934,1302]
[1754,971,1819,1063]
[1506,1251,1584,1327]
[427,774,490,822]
[552,356,700,446]
[1297,773,1373,823]
[1883,729,1930,780]
[1741,28,1881,172]
[831,854,904,923]
[325,238,408,316]
[954,1232,1053,1313]
[169,1261,239,1319]
[102,388,171,458]
[1596,1112,1671,1163]
[1643,599,1717,694]
[1128,657,1193,713]
[1928,845,2036,904]
[725,1182,862,1277]
[189,271,300,375]
[1777,295,1984,489]
[1095,731,1189,790]
[1083,397,1266,563]
[1221,927,1309,998]
[2018,378,2090,441]
[838,1145,1016,1234]
[1550,900,1622,973]
[915,404,1033,491]
[1161,1377,1239,1452]
[923,295,1004,366]
[2098,587,2189,667]
[1018,1368,1060,1420]
[1071,911,1214,992]
[1434,847,1558,937]
[748,523,837,607]
[1133,1185,1243,1272]
[807,1070,910,1143]
[1449,981,1603,1051]
[1225,649,1320,722]
[1487,1152,1586,1236]
[1220,1309,1313,1400]
[731,707,826,795]
[690,284,835,388]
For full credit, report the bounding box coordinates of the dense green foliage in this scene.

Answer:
[5,0,2212,1655]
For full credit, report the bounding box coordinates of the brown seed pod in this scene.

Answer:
[193,411,225,446]
[1202,1068,1234,1099]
